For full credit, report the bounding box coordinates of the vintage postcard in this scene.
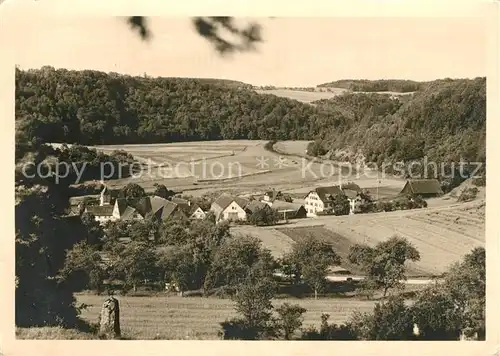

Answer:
[1,0,498,355]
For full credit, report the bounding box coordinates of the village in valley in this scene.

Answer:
[82,178,442,228]
[12,15,487,342]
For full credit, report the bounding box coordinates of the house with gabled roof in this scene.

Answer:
[262,189,284,203]
[400,179,443,198]
[85,184,187,224]
[84,184,116,223]
[210,194,250,222]
[304,182,364,216]
[271,201,307,220]
[171,196,191,210]
[84,204,116,223]
[188,204,206,220]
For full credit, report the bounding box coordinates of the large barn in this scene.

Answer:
[399,179,444,198]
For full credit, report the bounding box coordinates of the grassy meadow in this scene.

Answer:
[74,293,377,340]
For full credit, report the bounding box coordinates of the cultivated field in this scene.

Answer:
[273,140,312,157]
[254,88,414,104]
[255,88,347,103]
[243,199,485,277]
[75,294,376,340]
[231,225,295,258]
[87,140,407,198]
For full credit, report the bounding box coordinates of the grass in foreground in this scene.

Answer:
[16,326,97,340]
[74,294,377,340]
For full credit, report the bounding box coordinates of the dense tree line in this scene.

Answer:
[15,67,323,144]
[312,78,486,175]
[16,68,485,177]
[220,244,485,340]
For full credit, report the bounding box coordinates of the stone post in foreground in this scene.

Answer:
[98,296,121,339]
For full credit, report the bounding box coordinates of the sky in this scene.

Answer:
[0,1,492,86]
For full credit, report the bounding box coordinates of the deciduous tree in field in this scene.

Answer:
[301,313,358,340]
[248,206,280,226]
[58,241,106,294]
[283,236,341,299]
[204,235,276,294]
[331,193,350,216]
[411,247,485,340]
[219,272,277,340]
[275,303,307,340]
[156,245,201,295]
[152,183,175,200]
[119,183,146,201]
[348,235,420,298]
[108,241,159,292]
[80,212,105,245]
[15,184,81,327]
[348,296,414,340]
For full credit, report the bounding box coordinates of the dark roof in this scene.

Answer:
[211,194,250,220]
[343,189,359,199]
[188,204,205,216]
[171,197,190,205]
[121,206,139,220]
[234,196,250,209]
[212,194,235,211]
[85,205,114,216]
[171,197,191,213]
[403,179,443,195]
[309,183,362,202]
[158,200,184,219]
[264,190,282,201]
[114,195,185,220]
[115,197,152,217]
[115,198,129,215]
[150,196,169,214]
[271,201,305,212]
[212,194,249,211]
[341,182,362,192]
[245,201,271,213]
[313,186,343,201]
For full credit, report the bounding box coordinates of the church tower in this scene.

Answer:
[100,182,111,206]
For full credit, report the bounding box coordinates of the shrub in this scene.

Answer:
[471,177,486,187]
[457,187,478,202]
[300,314,358,340]
[275,303,307,340]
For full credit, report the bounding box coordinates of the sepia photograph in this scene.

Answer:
[2,0,497,350]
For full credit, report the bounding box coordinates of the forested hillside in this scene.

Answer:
[15,67,485,167]
[312,77,486,165]
[15,67,323,145]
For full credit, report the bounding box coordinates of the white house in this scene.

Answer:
[84,184,117,224]
[304,183,364,216]
[85,184,186,224]
[189,205,207,220]
[304,186,342,216]
[210,194,250,222]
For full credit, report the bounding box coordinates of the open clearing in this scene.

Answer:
[255,88,347,103]
[254,88,415,104]
[75,293,376,339]
[88,140,407,199]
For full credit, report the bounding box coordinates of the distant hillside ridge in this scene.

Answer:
[16,67,485,173]
[310,77,486,176]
